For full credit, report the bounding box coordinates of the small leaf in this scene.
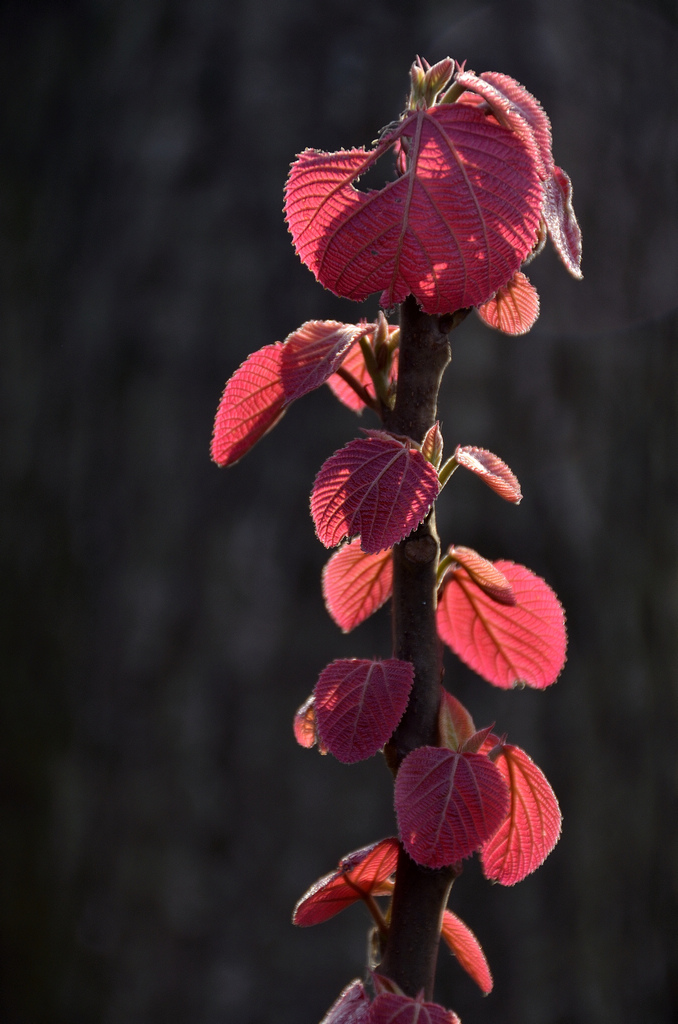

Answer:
[543,166,583,279]
[293,695,318,749]
[311,432,440,554]
[293,838,399,927]
[320,980,371,1024]
[437,561,567,689]
[368,990,460,1024]
[395,746,510,868]
[211,343,286,467]
[438,689,476,751]
[475,271,540,335]
[322,539,393,633]
[480,743,562,885]
[314,658,414,764]
[440,908,493,994]
[280,320,368,402]
[447,546,516,605]
[421,422,443,468]
[453,446,522,503]
[327,332,399,413]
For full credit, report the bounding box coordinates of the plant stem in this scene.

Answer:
[379,295,464,998]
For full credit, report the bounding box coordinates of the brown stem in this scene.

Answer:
[379,295,466,999]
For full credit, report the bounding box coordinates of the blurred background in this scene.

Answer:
[1,0,677,1022]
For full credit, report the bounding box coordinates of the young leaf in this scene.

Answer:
[480,743,562,885]
[368,989,460,1024]
[293,694,318,749]
[437,560,567,690]
[475,270,540,335]
[293,838,399,927]
[320,979,371,1024]
[327,332,399,413]
[446,546,516,605]
[322,539,393,633]
[211,343,286,467]
[280,320,368,402]
[438,688,476,751]
[421,422,443,468]
[542,166,583,279]
[453,446,522,503]
[314,658,414,764]
[440,908,493,995]
[311,432,440,554]
[284,103,542,314]
[394,746,510,868]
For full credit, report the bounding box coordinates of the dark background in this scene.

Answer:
[1,1,677,1022]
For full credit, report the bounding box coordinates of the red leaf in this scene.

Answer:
[314,659,414,764]
[293,838,399,927]
[320,980,371,1024]
[453,445,522,503]
[440,909,493,994]
[322,539,393,633]
[480,743,562,885]
[437,561,567,689]
[475,270,540,335]
[211,343,286,467]
[542,166,583,279]
[311,432,440,554]
[394,746,510,868]
[284,104,542,314]
[280,320,368,402]
[447,546,516,605]
[293,695,318,749]
[368,990,460,1024]
[327,341,399,413]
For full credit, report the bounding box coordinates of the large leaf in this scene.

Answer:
[437,560,567,689]
[368,990,460,1024]
[280,320,368,402]
[480,742,562,885]
[453,446,522,503]
[285,104,542,314]
[320,980,371,1024]
[394,746,509,868]
[314,658,414,764]
[311,432,440,554]
[211,343,286,467]
[293,838,399,927]
[327,337,399,414]
[322,539,394,632]
[440,909,493,994]
[475,270,540,335]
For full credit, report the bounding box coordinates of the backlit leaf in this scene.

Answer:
[322,538,393,633]
[314,658,414,764]
[369,989,460,1024]
[475,270,540,335]
[447,546,516,605]
[438,688,476,751]
[543,166,583,279]
[440,909,493,994]
[437,561,567,689]
[327,342,399,413]
[311,432,440,554]
[293,837,399,926]
[293,695,318,749]
[284,103,542,314]
[321,980,371,1024]
[454,446,522,503]
[280,320,368,402]
[480,743,562,885]
[211,343,286,467]
[394,746,510,868]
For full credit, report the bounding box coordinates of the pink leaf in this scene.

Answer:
[480,743,562,885]
[394,746,510,868]
[542,166,583,279]
[447,546,516,605]
[437,561,567,689]
[475,270,540,335]
[368,990,460,1024]
[322,538,394,633]
[440,909,493,994]
[293,838,399,926]
[211,343,286,467]
[314,659,414,764]
[453,445,522,503]
[311,432,440,554]
[327,341,399,413]
[320,980,371,1024]
[293,695,318,749]
[280,320,369,402]
[284,104,542,314]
